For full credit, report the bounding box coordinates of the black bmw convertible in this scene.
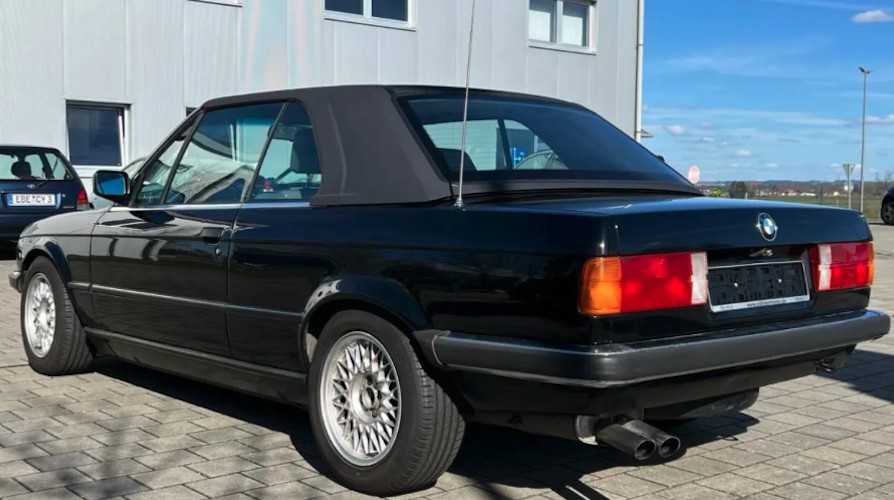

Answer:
[9,85,889,495]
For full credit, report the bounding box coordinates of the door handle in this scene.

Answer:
[199,227,224,244]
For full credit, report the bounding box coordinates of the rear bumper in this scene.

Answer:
[416,309,890,388]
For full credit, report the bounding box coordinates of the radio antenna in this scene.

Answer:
[453,0,476,210]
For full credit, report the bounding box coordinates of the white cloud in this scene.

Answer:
[766,162,780,168]
[664,38,827,79]
[866,114,894,124]
[840,90,894,100]
[778,117,850,127]
[664,124,687,136]
[735,150,753,158]
[853,9,894,22]
[700,136,716,143]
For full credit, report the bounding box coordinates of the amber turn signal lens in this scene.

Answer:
[580,257,623,315]
[579,252,708,316]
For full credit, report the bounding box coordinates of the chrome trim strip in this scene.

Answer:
[68,281,90,291]
[108,201,311,212]
[90,284,302,318]
[110,203,241,212]
[242,201,311,209]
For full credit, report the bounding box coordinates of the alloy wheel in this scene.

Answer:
[24,273,55,358]
[320,331,402,467]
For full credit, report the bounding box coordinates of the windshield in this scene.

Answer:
[402,95,690,187]
[0,147,76,182]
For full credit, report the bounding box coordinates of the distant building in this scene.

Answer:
[0,0,643,191]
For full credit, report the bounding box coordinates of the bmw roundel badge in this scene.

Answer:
[757,213,777,241]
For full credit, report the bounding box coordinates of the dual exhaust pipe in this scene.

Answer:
[591,418,681,461]
[471,413,682,461]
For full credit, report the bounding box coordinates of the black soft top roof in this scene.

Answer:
[199,85,697,207]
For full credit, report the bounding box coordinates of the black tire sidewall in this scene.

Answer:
[308,311,429,494]
[884,203,894,225]
[20,258,77,372]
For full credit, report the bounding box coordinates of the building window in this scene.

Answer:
[66,103,126,167]
[529,0,593,49]
[325,0,409,23]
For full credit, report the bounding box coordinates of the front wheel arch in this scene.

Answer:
[21,239,73,284]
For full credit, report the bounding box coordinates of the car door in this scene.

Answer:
[90,102,285,356]
[227,101,325,371]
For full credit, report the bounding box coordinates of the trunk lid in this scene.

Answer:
[522,195,870,254]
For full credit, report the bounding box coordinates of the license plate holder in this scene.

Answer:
[6,193,57,207]
[708,261,810,313]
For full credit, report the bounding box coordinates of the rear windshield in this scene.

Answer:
[0,148,76,181]
[402,95,689,186]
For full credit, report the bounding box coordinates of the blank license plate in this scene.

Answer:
[708,261,810,312]
[7,194,56,207]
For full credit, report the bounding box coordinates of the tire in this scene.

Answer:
[308,310,465,496]
[20,257,93,375]
[882,201,894,225]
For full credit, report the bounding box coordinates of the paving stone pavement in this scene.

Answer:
[2,226,894,499]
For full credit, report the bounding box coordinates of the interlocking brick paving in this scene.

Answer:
[1,226,894,499]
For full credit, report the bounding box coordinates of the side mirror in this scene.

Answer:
[93,170,131,205]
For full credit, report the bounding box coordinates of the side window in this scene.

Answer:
[165,103,283,205]
[133,133,188,207]
[250,103,321,202]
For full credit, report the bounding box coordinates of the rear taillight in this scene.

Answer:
[809,242,874,292]
[77,189,89,210]
[579,252,708,316]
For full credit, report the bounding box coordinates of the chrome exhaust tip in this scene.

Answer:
[593,421,658,461]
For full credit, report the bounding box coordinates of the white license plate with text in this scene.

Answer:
[7,194,56,207]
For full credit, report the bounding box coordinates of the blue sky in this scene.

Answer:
[643,0,894,182]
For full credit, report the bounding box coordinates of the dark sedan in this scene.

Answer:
[0,145,89,243]
[9,86,890,495]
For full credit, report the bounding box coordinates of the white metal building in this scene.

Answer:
[0,0,643,184]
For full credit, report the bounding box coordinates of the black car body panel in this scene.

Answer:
[10,85,889,422]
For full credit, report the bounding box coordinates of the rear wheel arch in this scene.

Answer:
[302,297,419,366]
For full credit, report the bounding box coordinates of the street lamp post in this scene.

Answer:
[859,67,870,214]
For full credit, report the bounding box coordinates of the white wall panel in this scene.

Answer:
[0,0,66,148]
[63,0,127,101]
[183,0,239,105]
[330,22,380,84]
[489,0,528,93]
[416,1,457,85]
[126,0,185,159]
[377,29,418,84]
[286,0,325,88]
[240,0,288,92]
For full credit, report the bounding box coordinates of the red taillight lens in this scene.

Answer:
[580,252,708,316]
[809,242,874,292]
[77,189,90,210]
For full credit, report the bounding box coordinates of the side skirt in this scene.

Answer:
[85,328,308,406]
